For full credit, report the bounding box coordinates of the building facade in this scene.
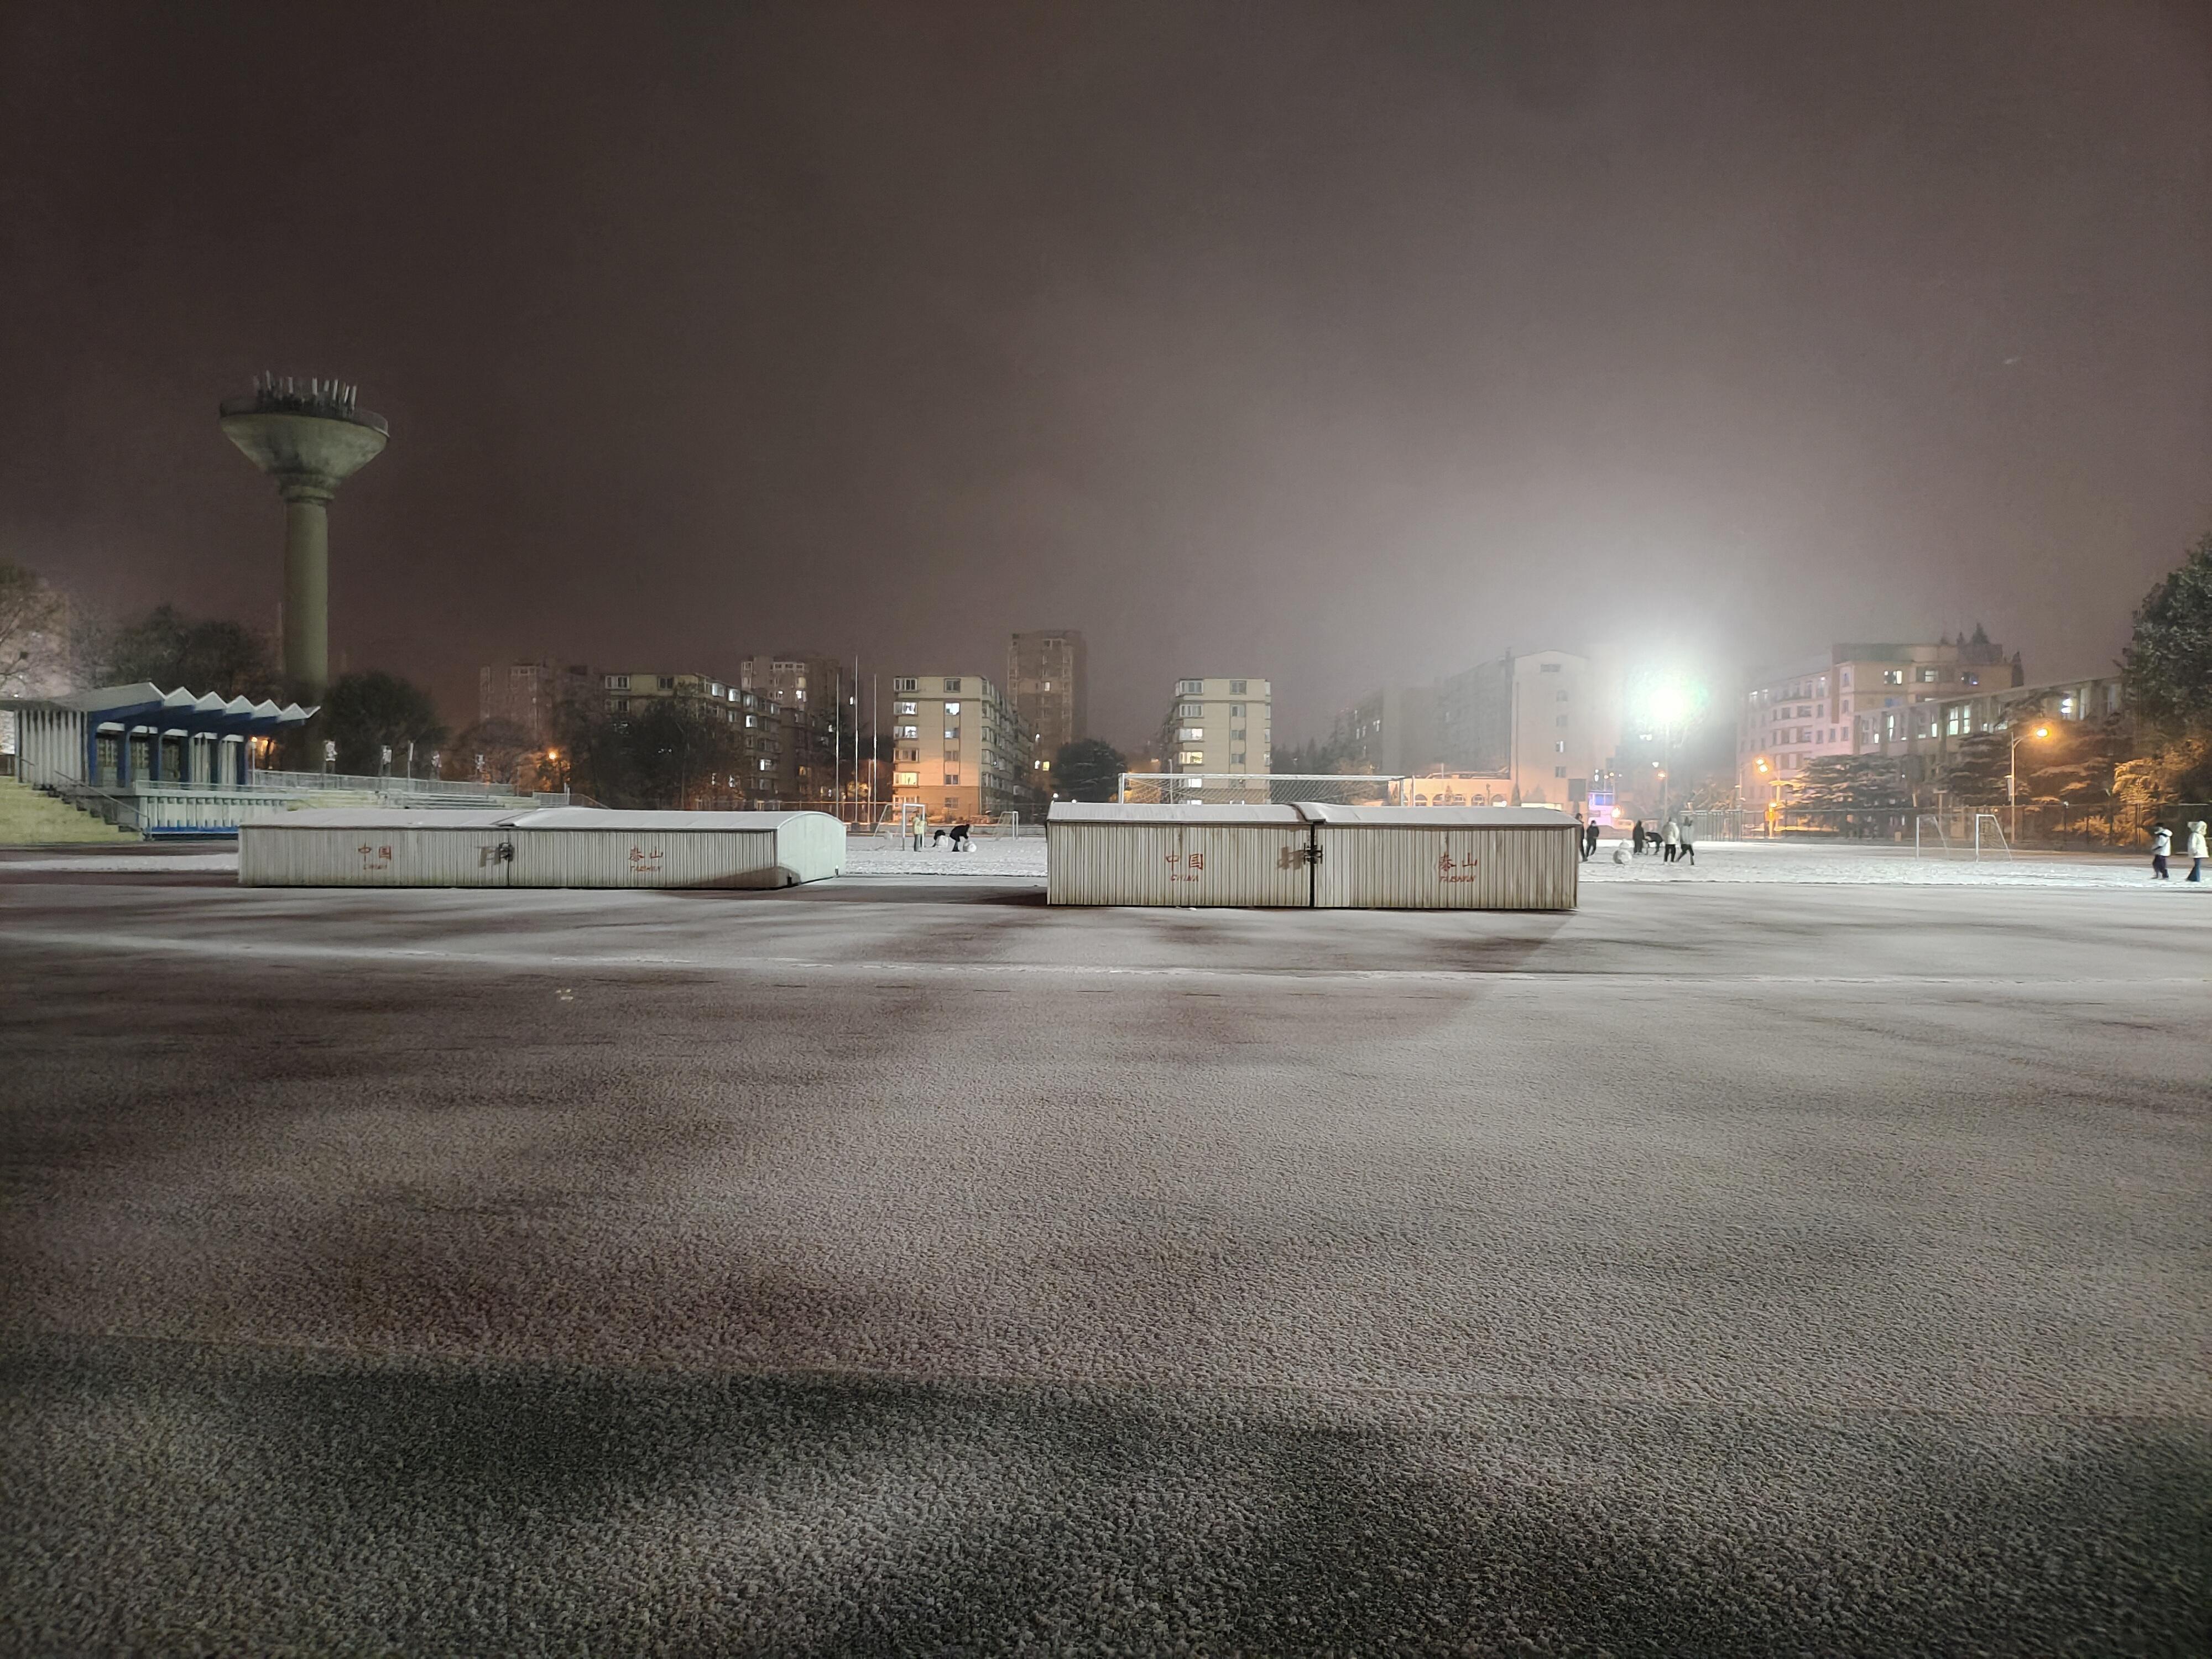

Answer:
[888,672,1027,819]
[1160,678,1272,777]
[478,661,591,745]
[1431,650,1611,808]
[1008,630,1088,786]
[1737,635,2022,806]
[1332,684,1437,777]
[738,655,849,806]
[1866,673,2123,785]
[601,670,796,804]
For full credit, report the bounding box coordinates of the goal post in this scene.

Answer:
[1971,812,2012,860]
[1913,814,1950,857]
[1116,773,1416,807]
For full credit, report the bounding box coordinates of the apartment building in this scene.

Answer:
[738,654,847,804]
[1738,634,2022,804]
[1431,650,1612,808]
[1160,678,1271,776]
[1008,630,1088,783]
[600,670,794,802]
[1332,685,1437,777]
[887,673,1028,819]
[1867,673,2123,785]
[478,661,592,745]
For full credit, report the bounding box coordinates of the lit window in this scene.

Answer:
[944,702,961,714]
[945,728,959,740]
[897,702,916,716]
[895,770,919,785]
[896,725,917,739]
[1179,726,1204,740]
[1179,750,1204,765]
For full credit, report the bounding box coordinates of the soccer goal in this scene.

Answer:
[1913,815,1950,857]
[1117,773,1413,807]
[1971,812,2012,860]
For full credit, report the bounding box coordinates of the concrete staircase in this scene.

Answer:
[0,778,141,845]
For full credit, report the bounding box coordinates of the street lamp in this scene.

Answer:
[2008,723,2051,839]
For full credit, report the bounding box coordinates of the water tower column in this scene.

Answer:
[282,484,333,701]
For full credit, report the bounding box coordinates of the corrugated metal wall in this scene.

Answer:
[238,823,515,887]
[1313,824,1579,910]
[239,813,845,889]
[507,828,781,889]
[1046,820,1312,906]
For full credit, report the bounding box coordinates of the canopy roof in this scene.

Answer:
[1,683,316,733]
[1049,802,1306,826]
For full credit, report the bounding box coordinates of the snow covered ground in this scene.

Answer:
[1582,837,2194,890]
[839,834,1049,877]
[4,834,2195,893]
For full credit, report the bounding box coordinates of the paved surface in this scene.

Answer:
[2,860,2206,1654]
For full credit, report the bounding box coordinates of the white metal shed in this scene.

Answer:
[1046,802,1313,907]
[1300,805,1579,911]
[1045,801,1579,910]
[238,807,846,889]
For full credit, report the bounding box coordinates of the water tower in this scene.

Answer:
[220,375,389,703]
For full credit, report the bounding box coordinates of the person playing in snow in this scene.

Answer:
[950,821,972,851]
[2151,823,2172,880]
[1662,817,1681,864]
[2189,820,2208,883]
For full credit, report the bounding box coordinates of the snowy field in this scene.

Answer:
[849,832,2197,890]
[3,834,2197,892]
[3,846,2205,1653]
[847,833,2197,890]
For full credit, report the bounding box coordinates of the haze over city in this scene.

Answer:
[4,0,2205,742]
[4,7,2209,1655]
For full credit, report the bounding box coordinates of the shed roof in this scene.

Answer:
[507,808,834,831]
[244,807,838,832]
[1049,801,1306,826]
[244,808,521,830]
[1294,804,1574,827]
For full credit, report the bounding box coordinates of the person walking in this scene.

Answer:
[1676,819,1695,866]
[910,804,927,852]
[2151,823,2172,880]
[1574,813,1589,861]
[1662,817,1681,864]
[1586,818,1601,859]
[2189,820,2208,883]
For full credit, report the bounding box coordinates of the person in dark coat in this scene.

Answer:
[1632,820,1647,855]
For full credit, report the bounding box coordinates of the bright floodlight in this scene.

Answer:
[1643,681,1695,727]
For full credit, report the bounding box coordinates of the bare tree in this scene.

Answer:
[0,560,69,699]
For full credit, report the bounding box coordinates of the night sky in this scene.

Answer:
[3,1,2205,744]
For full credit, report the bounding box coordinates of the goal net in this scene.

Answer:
[1117,773,1412,807]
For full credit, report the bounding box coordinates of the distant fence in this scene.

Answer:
[1683,802,2210,851]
